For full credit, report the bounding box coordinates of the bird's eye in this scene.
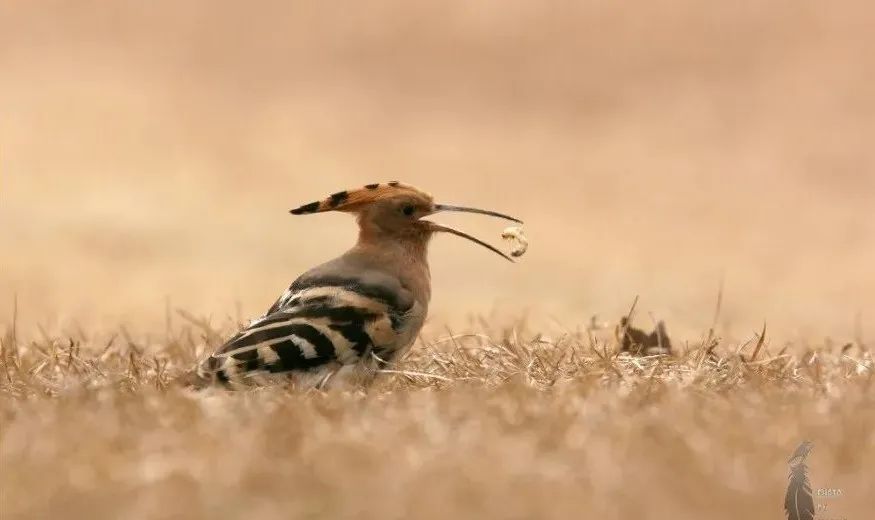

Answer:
[402,204,415,216]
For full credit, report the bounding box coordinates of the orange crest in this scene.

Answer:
[290,181,432,215]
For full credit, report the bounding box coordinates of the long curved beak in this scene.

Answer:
[421,220,514,262]
[434,204,523,224]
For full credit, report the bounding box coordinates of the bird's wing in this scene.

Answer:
[197,268,417,386]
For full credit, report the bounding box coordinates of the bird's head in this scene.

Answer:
[290,181,522,261]
[788,440,814,464]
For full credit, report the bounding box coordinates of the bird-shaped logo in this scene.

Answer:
[784,441,815,520]
[189,182,522,389]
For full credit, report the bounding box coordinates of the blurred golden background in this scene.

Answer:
[2,0,873,340]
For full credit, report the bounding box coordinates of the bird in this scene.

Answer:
[189,181,522,389]
[784,441,815,520]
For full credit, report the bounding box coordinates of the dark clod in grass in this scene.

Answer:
[616,316,672,355]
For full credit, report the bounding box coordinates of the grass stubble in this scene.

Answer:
[0,305,872,520]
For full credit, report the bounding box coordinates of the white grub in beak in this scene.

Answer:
[500,226,528,257]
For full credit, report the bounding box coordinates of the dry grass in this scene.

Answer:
[2,315,872,519]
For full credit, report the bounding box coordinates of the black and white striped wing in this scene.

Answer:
[198,276,415,386]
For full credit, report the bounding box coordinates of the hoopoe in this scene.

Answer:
[191,181,522,389]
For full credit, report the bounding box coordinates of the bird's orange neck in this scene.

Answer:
[355,225,432,305]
